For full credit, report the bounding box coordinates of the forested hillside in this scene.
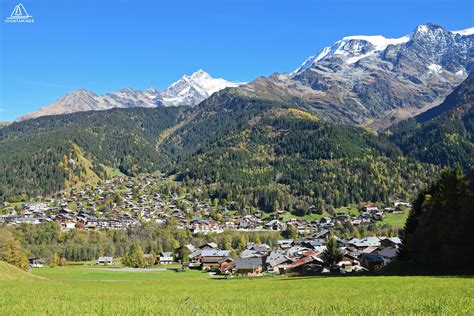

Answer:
[0,107,184,199]
[1,80,470,210]
[388,74,473,169]
[169,103,437,211]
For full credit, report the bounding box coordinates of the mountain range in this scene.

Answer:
[16,70,242,121]
[1,23,473,209]
[15,24,474,130]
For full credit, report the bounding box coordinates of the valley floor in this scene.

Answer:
[0,267,473,315]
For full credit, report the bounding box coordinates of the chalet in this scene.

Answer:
[200,249,230,270]
[224,221,237,230]
[319,217,332,225]
[360,253,384,271]
[28,257,46,268]
[234,257,264,276]
[97,256,113,265]
[189,249,203,264]
[348,237,381,250]
[361,204,379,213]
[238,215,261,230]
[191,219,222,234]
[380,237,402,248]
[394,200,411,208]
[265,220,286,231]
[159,252,174,264]
[287,255,324,275]
[265,251,293,273]
[337,252,360,267]
[378,247,398,265]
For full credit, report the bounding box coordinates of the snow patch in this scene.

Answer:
[428,64,443,74]
[341,35,410,51]
[347,52,377,64]
[451,27,474,36]
[455,68,467,77]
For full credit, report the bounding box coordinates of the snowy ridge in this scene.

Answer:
[17,70,244,121]
[451,27,474,36]
[292,34,410,74]
[292,24,473,74]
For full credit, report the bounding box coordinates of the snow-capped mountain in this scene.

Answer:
[161,70,241,106]
[16,70,242,121]
[237,23,474,130]
[292,25,473,74]
[292,34,410,74]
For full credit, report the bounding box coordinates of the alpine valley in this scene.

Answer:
[1,23,473,215]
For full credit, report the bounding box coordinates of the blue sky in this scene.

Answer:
[0,0,473,121]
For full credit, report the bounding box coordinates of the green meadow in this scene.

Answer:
[0,266,473,315]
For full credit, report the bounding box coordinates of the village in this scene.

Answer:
[29,233,401,276]
[0,175,410,236]
[0,175,411,275]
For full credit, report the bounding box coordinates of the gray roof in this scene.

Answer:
[378,247,398,258]
[348,237,381,248]
[266,251,291,267]
[253,244,271,252]
[201,257,226,264]
[201,249,230,257]
[189,249,202,259]
[387,237,402,245]
[235,257,263,270]
[200,242,218,249]
[240,249,259,258]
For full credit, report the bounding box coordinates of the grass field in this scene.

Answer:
[381,211,409,228]
[0,266,473,315]
[103,166,126,177]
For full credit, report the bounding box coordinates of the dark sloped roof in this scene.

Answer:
[235,257,263,270]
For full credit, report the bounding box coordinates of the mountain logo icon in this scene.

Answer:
[8,3,31,19]
[5,3,34,23]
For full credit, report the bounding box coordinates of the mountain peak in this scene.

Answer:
[414,23,443,33]
[68,88,96,97]
[410,23,460,44]
[161,70,243,106]
[191,69,210,77]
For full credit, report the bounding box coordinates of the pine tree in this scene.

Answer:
[321,234,342,267]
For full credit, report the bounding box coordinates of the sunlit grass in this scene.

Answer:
[0,267,472,315]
